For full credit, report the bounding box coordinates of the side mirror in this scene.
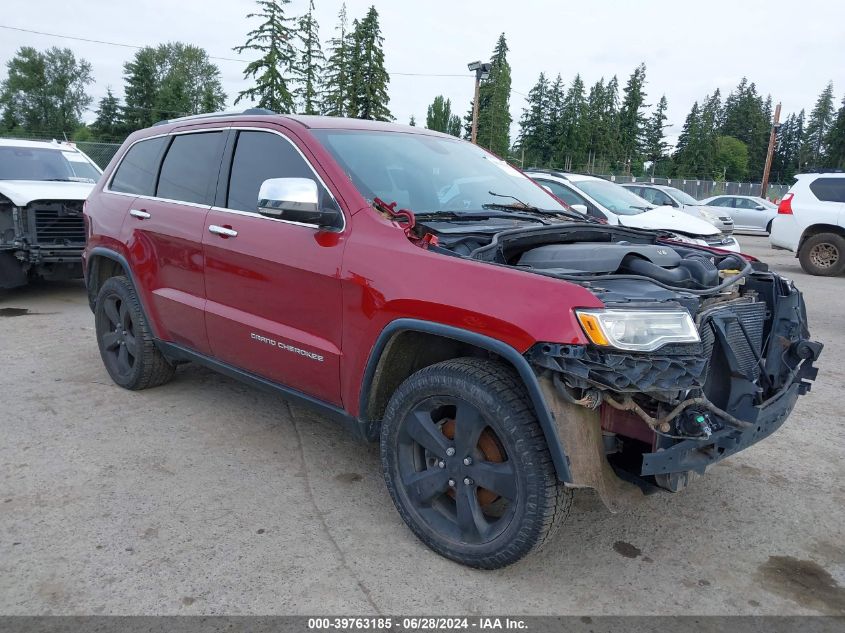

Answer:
[257,178,342,229]
[570,203,588,215]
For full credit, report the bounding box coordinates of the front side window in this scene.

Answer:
[0,146,100,183]
[809,178,845,203]
[227,131,328,213]
[571,180,653,216]
[734,197,760,209]
[312,130,567,214]
[706,197,730,207]
[156,132,224,205]
[110,136,168,196]
[538,179,586,207]
[662,186,699,206]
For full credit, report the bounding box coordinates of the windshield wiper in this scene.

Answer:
[43,178,76,182]
[486,190,539,210]
[416,210,549,225]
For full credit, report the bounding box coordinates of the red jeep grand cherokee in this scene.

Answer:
[83,110,822,568]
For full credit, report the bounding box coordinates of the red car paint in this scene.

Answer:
[83,115,603,416]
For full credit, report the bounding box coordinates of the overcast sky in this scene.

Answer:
[1,0,843,145]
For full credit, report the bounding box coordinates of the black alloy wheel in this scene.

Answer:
[94,276,175,390]
[381,358,570,569]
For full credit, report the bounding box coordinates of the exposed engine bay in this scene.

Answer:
[412,218,823,494]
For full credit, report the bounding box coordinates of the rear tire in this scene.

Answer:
[94,276,175,390]
[380,357,570,569]
[798,233,845,276]
[765,220,773,235]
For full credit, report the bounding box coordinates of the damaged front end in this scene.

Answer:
[0,195,86,289]
[453,222,823,499]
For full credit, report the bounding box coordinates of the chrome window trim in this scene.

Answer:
[105,125,346,232]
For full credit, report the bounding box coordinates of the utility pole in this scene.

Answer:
[467,61,491,145]
[760,102,782,199]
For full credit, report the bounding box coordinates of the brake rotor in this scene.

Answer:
[441,418,506,507]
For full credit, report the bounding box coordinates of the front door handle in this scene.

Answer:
[208,224,238,238]
[129,209,151,219]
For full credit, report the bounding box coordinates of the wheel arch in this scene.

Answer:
[359,319,573,482]
[85,248,158,337]
[798,223,845,251]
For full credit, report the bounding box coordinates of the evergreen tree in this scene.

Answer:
[91,88,124,139]
[618,63,648,172]
[123,46,160,130]
[322,3,352,117]
[721,79,769,179]
[123,43,226,130]
[408,115,416,126]
[426,95,460,136]
[517,72,551,167]
[672,101,704,176]
[643,95,669,175]
[0,46,93,135]
[545,74,565,166]
[476,33,512,157]
[233,0,298,113]
[825,96,845,169]
[347,6,391,121]
[802,81,835,168]
[557,73,587,170]
[772,110,805,181]
[295,0,324,115]
[584,79,607,172]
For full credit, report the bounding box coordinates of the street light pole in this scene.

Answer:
[467,61,492,145]
[760,102,782,199]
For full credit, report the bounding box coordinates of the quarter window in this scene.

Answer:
[227,131,326,213]
[809,178,845,203]
[110,136,167,196]
[156,132,224,205]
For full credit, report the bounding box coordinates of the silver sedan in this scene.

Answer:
[699,195,779,234]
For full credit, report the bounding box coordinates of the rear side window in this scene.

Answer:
[809,178,845,203]
[110,136,167,195]
[226,130,322,212]
[706,197,730,207]
[157,132,224,205]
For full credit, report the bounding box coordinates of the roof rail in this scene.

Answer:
[152,107,278,127]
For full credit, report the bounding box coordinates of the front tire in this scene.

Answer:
[94,276,175,390]
[380,358,570,569]
[798,233,845,276]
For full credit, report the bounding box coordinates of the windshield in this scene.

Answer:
[0,146,101,183]
[311,130,568,214]
[571,179,652,216]
[663,186,699,205]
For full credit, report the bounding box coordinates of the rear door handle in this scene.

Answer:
[129,208,151,219]
[208,224,238,238]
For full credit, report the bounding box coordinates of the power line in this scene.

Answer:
[0,24,477,79]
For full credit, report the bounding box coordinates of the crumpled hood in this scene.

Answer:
[618,205,720,236]
[0,180,95,207]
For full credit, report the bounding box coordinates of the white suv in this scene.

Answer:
[769,173,845,276]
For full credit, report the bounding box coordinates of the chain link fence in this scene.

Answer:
[606,174,789,202]
[74,141,121,169]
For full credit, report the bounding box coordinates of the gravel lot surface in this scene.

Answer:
[1,235,843,615]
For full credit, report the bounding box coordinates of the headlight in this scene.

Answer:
[575,309,700,351]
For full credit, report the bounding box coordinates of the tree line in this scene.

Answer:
[1,0,843,181]
[515,65,845,181]
[0,0,392,142]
